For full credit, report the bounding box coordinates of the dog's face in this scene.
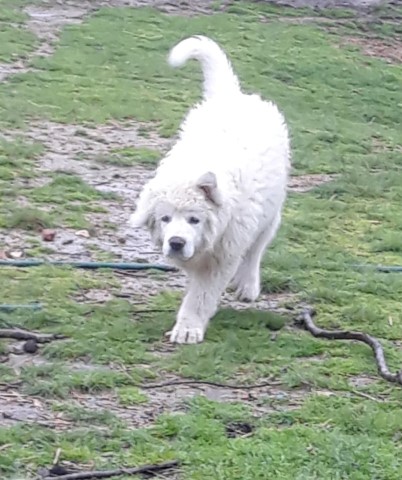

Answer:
[154,203,208,261]
[130,171,221,263]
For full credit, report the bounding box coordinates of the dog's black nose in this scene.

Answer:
[169,236,186,252]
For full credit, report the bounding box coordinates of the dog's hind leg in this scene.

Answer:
[231,213,282,302]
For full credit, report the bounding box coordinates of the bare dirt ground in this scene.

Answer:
[0,366,308,429]
[340,35,402,63]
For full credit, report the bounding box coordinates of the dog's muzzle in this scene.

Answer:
[169,236,186,253]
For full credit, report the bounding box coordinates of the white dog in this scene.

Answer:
[130,36,290,344]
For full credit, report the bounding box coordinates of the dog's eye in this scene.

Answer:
[161,215,171,223]
[188,216,200,225]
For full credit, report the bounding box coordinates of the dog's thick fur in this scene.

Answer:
[130,36,290,344]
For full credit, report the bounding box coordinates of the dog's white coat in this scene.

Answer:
[130,36,290,344]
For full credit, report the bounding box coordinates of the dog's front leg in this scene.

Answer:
[169,262,238,344]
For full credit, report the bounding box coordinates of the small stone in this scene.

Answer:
[9,251,23,259]
[41,229,56,242]
[75,229,90,238]
[225,421,254,438]
[62,238,74,245]
[49,465,70,476]
[37,467,49,478]
[23,339,38,354]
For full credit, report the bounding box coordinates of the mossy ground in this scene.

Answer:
[1,1,402,479]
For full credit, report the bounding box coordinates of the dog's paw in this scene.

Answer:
[167,323,205,344]
[235,281,260,303]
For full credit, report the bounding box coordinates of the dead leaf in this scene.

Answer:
[316,390,334,397]
[75,230,90,238]
[42,229,56,242]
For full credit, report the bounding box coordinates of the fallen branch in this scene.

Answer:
[0,381,23,390]
[42,460,180,480]
[0,328,65,343]
[139,378,280,390]
[296,309,402,386]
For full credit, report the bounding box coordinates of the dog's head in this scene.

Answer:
[130,172,221,263]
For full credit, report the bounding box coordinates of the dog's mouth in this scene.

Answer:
[166,249,192,262]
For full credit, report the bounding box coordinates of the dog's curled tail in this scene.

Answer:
[168,35,240,100]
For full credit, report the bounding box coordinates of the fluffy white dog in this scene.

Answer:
[130,35,290,344]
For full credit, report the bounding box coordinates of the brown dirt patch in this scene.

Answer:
[348,374,378,388]
[1,119,170,265]
[0,374,307,429]
[341,36,402,63]
[289,173,336,192]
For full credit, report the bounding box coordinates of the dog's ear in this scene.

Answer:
[129,209,149,228]
[197,172,221,206]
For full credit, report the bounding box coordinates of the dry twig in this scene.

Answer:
[53,448,62,466]
[42,460,180,480]
[139,378,281,390]
[0,328,64,343]
[296,308,402,386]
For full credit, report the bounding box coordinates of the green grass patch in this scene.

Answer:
[0,24,37,63]
[94,146,161,167]
[6,206,54,230]
[52,403,121,427]
[117,386,148,406]
[0,7,28,24]
[20,363,148,398]
[0,138,43,179]
[0,162,117,229]
[29,174,115,204]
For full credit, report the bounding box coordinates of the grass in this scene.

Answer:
[0,141,117,229]
[0,26,37,62]
[1,1,402,479]
[93,146,161,166]
[0,0,38,59]
[6,206,53,230]
[117,386,149,406]
[0,137,43,179]
[29,174,117,204]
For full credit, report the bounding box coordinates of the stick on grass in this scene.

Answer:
[296,308,402,386]
[0,328,64,343]
[42,460,180,480]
